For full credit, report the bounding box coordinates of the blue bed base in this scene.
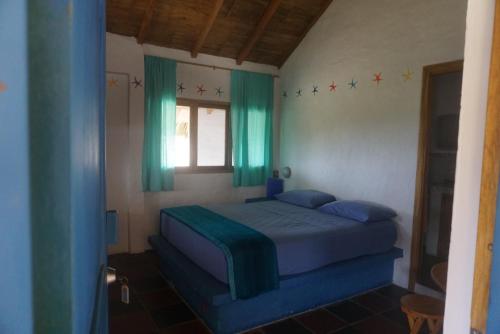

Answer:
[149,235,403,334]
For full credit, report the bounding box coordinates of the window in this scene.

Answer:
[175,99,232,173]
[175,105,190,167]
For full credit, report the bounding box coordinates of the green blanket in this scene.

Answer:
[162,205,279,299]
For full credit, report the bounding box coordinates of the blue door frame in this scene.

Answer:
[0,1,108,333]
[0,1,33,333]
[487,178,500,333]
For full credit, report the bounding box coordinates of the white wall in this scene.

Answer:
[106,33,280,253]
[444,0,496,333]
[279,0,467,287]
[105,73,131,254]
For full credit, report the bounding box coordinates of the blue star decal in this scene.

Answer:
[296,89,302,97]
[348,78,358,89]
[177,83,186,94]
[215,87,223,97]
[312,85,319,95]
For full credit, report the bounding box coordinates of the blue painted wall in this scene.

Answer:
[0,1,33,333]
[29,1,73,331]
[487,177,500,333]
[0,1,106,331]
[29,0,107,331]
[69,0,108,332]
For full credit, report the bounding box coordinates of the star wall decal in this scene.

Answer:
[215,87,223,97]
[196,84,206,96]
[283,91,288,98]
[312,85,319,95]
[296,89,302,97]
[131,76,143,88]
[348,78,358,89]
[177,83,186,94]
[107,78,119,88]
[373,72,383,86]
[130,77,142,88]
[402,68,414,82]
[0,81,7,93]
[329,81,337,92]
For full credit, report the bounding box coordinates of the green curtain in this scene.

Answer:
[231,70,274,187]
[142,56,176,191]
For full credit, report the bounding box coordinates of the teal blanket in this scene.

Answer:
[162,205,279,299]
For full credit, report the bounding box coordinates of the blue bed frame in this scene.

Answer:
[149,235,403,334]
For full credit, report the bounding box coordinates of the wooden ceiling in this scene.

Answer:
[107,0,333,67]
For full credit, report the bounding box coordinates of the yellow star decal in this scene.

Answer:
[402,68,414,82]
[108,78,119,88]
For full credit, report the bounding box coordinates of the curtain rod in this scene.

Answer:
[175,59,280,78]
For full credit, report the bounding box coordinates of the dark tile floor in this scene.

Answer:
[108,251,436,334]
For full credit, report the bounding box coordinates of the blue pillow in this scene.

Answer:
[275,190,336,209]
[318,200,397,223]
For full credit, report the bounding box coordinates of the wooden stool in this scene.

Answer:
[431,262,448,292]
[401,294,445,334]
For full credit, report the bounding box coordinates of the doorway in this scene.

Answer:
[106,72,131,254]
[409,60,464,291]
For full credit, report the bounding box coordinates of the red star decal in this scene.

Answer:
[0,81,7,93]
[329,81,337,92]
[373,72,383,85]
[196,84,207,95]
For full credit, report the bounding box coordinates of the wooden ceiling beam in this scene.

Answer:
[236,0,283,65]
[191,0,224,58]
[278,0,334,68]
[137,0,156,45]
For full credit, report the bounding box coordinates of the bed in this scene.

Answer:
[149,199,402,333]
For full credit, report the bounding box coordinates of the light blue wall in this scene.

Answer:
[28,0,107,332]
[0,1,33,333]
[29,1,73,332]
[0,0,109,332]
[70,0,108,332]
[487,177,500,333]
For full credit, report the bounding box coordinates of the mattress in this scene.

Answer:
[160,200,397,284]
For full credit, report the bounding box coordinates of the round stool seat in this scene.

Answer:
[401,294,445,317]
[401,294,445,334]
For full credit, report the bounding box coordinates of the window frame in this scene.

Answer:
[175,98,233,174]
